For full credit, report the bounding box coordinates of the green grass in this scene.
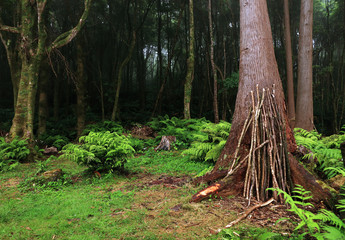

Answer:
[0,149,291,239]
[126,148,213,176]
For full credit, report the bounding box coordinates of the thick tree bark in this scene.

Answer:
[295,0,314,131]
[283,0,296,128]
[183,0,195,119]
[192,0,331,206]
[208,0,219,123]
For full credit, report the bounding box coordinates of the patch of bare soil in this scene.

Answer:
[0,177,21,189]
[118,174,302,238]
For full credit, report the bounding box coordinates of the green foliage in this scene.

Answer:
[82,121,125,135]
[18,173,72,192]
[269,185,345,239]
[61,131,135,172]
[294,128,343,178]
[182,120,231,162]
[220,226,282,240]
[0,137,30,172]
[148,116,212,148]
[126,149,212,176]
[38,134,69,150]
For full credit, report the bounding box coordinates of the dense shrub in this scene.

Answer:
[60,131,135,172]
[82,121,124,135]
[182,121,231,162]
[38,134,69,150]
[294,128,344,178]
[0,137,30,172]
[148,116,212,148]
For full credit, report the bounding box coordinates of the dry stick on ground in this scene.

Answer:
[215,198,275,234]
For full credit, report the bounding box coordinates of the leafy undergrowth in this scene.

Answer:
[0,150,297,239]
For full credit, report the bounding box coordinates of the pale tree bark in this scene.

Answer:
[183,0,195,119]
[3,0,92,143]
[191,0,331,206]
[208,0,219,123]
[295,0,314,131]
[283,0,296,128]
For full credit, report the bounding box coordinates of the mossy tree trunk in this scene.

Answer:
[1,0,92,144]
[183,0,195,120]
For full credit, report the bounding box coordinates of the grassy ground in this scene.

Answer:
[0,150,294,239]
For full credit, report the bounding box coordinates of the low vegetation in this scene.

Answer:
[1,118,345,239]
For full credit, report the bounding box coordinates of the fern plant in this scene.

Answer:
[294,128,343,178]
[82,121,125,135]
[148,116,212,148]
[60,131,134,172]
[38,134,69,150]
[0,137,30,172]
[269,185,345,239]
[182,121,231,162]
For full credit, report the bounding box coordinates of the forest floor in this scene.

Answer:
[0,150,302,239]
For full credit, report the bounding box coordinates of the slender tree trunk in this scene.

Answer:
[295,0,314,131]
[208,0,219,123]
[38,58,50,136]
[111,31,136,121]
[283,0,295,128]
[75,36,86,137]
[183,0,195,119]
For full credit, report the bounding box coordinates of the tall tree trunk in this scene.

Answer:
[38,58,50,136]
[295,0,314,131]
[208,0,219,123]
[183,0,195,119]
[283,0,296,128]
[111,31,136,121]
[191,0,331,206]
[75,36,86,137]
[5,0,92,143]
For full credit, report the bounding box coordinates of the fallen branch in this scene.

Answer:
[215,198,274,233]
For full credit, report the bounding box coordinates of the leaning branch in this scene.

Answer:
[48,0,92,51]
[0,24,20,34]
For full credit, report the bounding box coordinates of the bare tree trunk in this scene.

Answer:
[208,0,219,123]
[183,0,195,119]
[38,58,50,136]
[295,0,314,131]
[111,31,136,121]
[283,0,296,128]
[76,36,86,137]
[191,0,331,206]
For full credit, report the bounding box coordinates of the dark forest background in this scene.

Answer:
[0,0,344,136]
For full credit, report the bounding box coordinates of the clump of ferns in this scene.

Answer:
[294,128,343,179]
[182,121,231,162]
[148,116,215,148]
[269,184,345,239]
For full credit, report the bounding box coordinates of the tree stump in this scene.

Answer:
[154,136,176,151]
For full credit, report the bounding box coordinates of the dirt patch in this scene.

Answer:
[0,177,21,188]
